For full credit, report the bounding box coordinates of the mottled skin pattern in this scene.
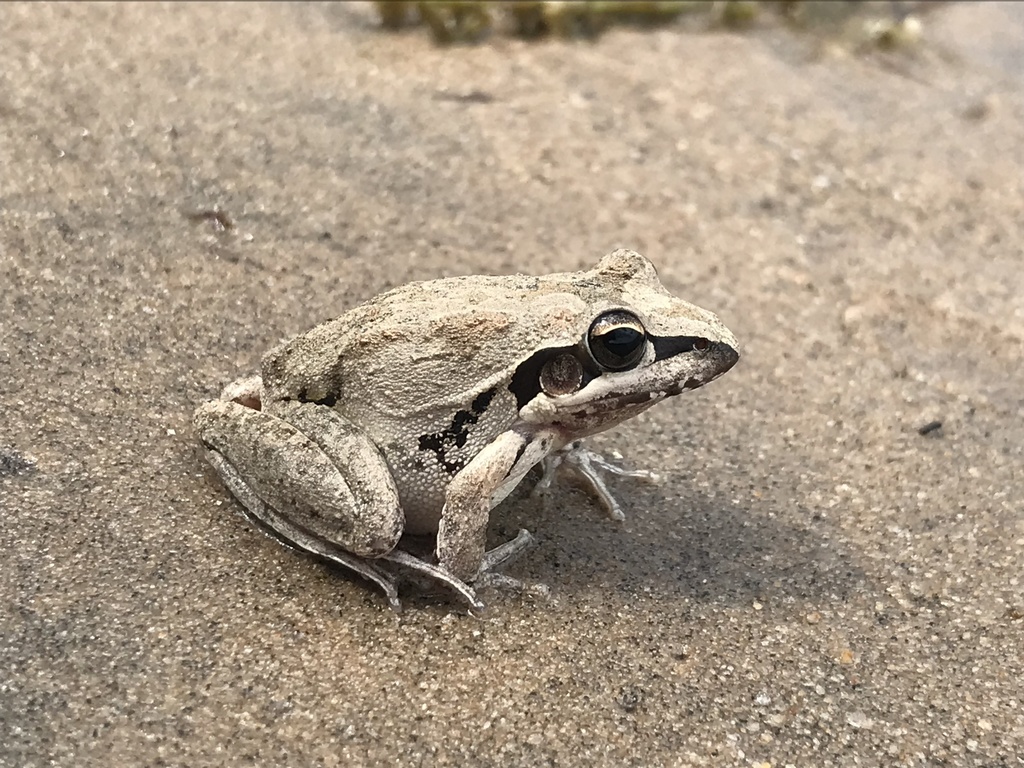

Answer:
[194,249,739,608]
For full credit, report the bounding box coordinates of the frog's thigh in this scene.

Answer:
[436,428,548,581]
[194,399,403,558]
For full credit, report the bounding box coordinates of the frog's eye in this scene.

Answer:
[587,310,647,371]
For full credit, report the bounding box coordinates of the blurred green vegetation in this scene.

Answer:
[372,1,931,47]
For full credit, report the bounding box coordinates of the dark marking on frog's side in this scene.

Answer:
[296,388,338,408]
[418,387,497,474]
[418,434,466,474]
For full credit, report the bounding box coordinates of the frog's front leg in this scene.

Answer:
[436,426,555,581]
[194,398,408,605]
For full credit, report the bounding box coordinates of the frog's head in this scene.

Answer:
[513,249,739,439]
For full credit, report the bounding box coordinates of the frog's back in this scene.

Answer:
[261,270,588,414]
[260,251,681,415]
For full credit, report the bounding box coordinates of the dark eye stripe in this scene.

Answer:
[650,335,708,361]
[509,336,712,410]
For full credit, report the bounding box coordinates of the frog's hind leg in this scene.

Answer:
[203,448,403,611]
[195,398,409,601]
[381,549,484,611]
[381,528,538,611]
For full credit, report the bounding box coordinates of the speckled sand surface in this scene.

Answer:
[1,3,1022,766]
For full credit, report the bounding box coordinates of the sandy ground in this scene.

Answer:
[1,2,1022,766]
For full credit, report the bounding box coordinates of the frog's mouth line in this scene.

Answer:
[561,339,739,408]
[564,388,672,422]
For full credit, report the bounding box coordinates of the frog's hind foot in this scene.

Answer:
[382,549,485,611]
[384,529,543,611]
[203,444,537,612]
[475,571,551,602]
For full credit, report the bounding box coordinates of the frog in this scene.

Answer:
[193,249,739,610]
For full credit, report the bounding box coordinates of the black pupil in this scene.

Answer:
[601,327,643,359]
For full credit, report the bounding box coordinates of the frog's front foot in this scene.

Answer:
[383,528,541,611]
[534,440,658,522]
